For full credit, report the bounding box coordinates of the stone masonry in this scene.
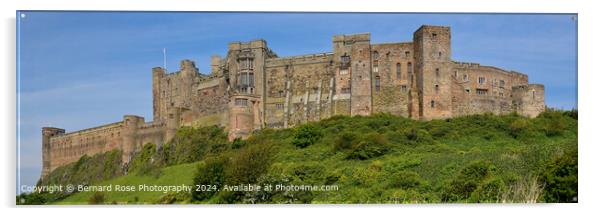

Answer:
[40,25,545,178]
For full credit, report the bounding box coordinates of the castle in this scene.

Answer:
[41,25,545,178]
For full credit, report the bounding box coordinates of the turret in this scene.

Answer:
[512,84,545,117]
[211,55,221,76]
[121,115,144,164]
[41,127,64,178]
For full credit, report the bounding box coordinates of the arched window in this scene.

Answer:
[435,84,439,92]
[431,100,435,108]
[396,63,402,79]
[372,51,379,60]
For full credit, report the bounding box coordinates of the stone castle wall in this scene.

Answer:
[41,25,546,178]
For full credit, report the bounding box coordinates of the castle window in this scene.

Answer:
[248,72,255,86]
[401,85,407,93]
[476,88,488,95]
[438,52,442,59]
[435,68,440,79]
[396,63,402,79]
[432,33,437,39]
[454,71,458,78]
[278,90,285,97]
[478,77,486,84]
[430,100,435,108]
[465,89,470,93]
[532,91,536,99]
[405,51,411,58]
[275,103,284,109]
[435,84,439,92]
[407,62,413,75]
[340,68,349,75]
[341,55,350,65]
[372,52,379,73]
[375,76,381,92]
[499,80,505,88]
[463,74,468,81]
[235,98,248,107]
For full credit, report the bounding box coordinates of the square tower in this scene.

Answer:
[413,25,453,120]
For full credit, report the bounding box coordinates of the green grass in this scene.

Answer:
[55,162,200,204]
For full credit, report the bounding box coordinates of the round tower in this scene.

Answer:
[228,94,260,141]
[41,127,64,178]
[121,115,144,164]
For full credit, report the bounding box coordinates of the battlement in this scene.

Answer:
[332,33,371,44]
[228,39,268,50]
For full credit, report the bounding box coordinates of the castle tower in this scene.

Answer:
[512,84,545,117]
[211,55,221,76]
[41,127,65,179]
[225,39,271,140]
[413,25,453,120]
[121,115,144,164]
[152,67,165,122]
[332,33,372,116]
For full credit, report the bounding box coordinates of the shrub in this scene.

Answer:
[540,149,578,202]
[402,128,434,145]
[346,133,390,160]
[292,124,322,148]
[334,131,357,151]
[164,126,229,165]
[225,143,274,185]
[191,156,227,201]
[388,170,423,189]
[444,161,492,201]
[88,192,105,204]
[469,177,507,202]
[509,118,530,138]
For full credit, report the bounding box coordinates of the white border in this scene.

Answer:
[2,0,599,215]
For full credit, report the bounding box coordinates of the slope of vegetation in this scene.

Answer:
[18,110,578,204]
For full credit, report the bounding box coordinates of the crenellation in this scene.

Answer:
[41,25,545,180]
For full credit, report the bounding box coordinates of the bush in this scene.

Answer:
[444,161,492,201]
[225,143,274,185]
[191,156,227,201]
[163,126,229,165]
[334,131,357,151]
[469,177,507,202]
[292,124,322,148]
[509,118,531,138]
[402,128,434,145]
[540,149,578,202]
[346,133,390,160]
[88,192,105,204]
[388,170,423,189]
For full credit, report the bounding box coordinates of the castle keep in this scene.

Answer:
[41,25,545,178]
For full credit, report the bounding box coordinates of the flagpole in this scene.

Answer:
[163,48,167,71]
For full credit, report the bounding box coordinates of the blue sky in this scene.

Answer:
[16,12,577,193]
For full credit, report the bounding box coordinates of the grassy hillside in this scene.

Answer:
[19,110,578,204]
